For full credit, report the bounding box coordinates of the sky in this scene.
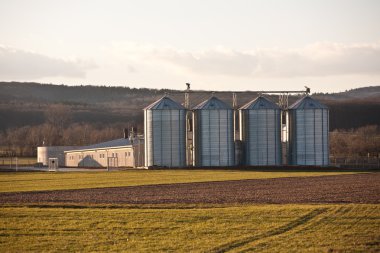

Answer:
[0,0,380,93]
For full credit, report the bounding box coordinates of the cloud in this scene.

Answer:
[155,47,259,76]
[0,45,95,80]
[113,41,380,78]
[257,42,380,77]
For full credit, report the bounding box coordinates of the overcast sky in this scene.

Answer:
[0,0,379,92]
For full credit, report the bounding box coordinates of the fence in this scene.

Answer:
[0,157,37,167]
[330,156,380,169]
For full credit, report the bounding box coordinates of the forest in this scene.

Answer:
[0,82,379,157]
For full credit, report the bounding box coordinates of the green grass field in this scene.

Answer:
[0,169,359,192]
[1,170,378,252]
[0,204,378,252]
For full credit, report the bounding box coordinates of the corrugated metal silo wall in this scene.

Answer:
[144,109,186,167]
[287,108,329,165]
[239,109,282,165]
[193,109,235,166]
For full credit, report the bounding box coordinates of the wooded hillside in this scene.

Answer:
[1,82,379,130]
[0,82,379,156]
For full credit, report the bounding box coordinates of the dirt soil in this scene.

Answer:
[1,173,379,205]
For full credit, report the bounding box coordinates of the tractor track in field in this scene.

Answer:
[0,173,379,205]
[210,208,328,253]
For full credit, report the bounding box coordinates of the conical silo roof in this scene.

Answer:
[193,96,232,110]
[288,96,328,110]
[240,96,280,110]
[144,96,185,110]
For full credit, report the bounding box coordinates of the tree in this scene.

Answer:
[44,104,72,145]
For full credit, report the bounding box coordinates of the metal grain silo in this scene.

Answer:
[239,96,282,166]
[287,96,329,166]
[144,96,186,168]
[192,96,235,167]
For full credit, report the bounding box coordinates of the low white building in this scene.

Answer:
[64,137,144,168]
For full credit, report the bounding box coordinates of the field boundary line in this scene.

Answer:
[209,208,328,253]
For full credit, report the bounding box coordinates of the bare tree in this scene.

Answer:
[44,104,72,145]
[45,104,72,131]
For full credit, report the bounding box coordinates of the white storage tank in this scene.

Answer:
[287,96,329,166]
[144,96,186,167]
[239,96,282,165]
[192,96,235,167]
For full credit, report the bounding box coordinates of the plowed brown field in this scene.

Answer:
[1,173,379,205]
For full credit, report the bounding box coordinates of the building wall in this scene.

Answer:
[144,109,186,168]
[65,147,135,168]
[193,109,235,167]
[239,109,282,166]
[287,108,329,166]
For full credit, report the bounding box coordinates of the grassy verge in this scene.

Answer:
[0,157,36,166]
[0,170,361,192]
[0,204,378,252]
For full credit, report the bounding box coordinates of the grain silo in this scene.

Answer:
[287,96,329,166]
[144,96,186,168]
[239,96,282,165]
[192,96,235,166]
